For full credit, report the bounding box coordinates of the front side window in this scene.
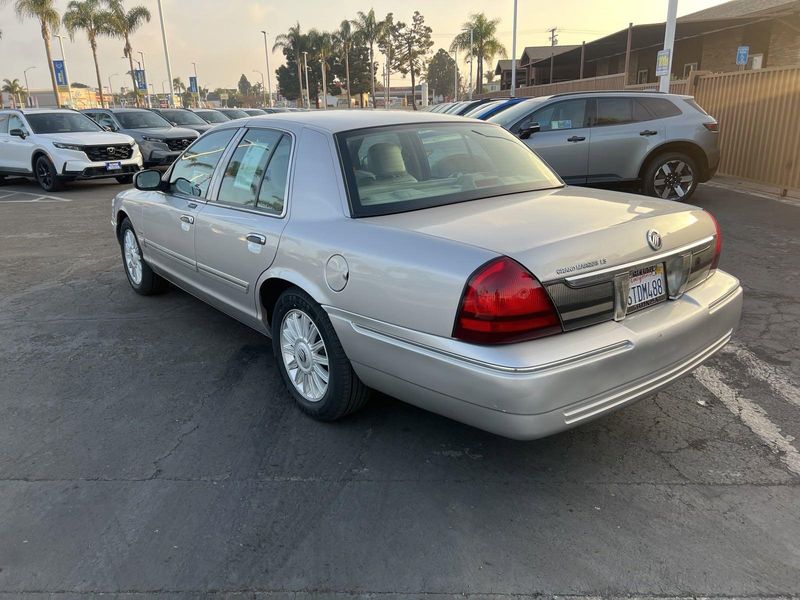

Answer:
[337,122,562,217]
[518,99,588,133]
[217,128,288,212]
[115,111,171,129]
[8,115,27,134]
[26,112,102,134]
[169,129,237,197]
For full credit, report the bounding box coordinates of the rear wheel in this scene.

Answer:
[271,288,370,421]
[118,218,169,295]
[643,152,698,201]
[34,155,63,192]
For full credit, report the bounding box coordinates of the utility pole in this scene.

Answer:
[260,31,274,108]
[453,48,458,101]
[660,0,678,92]
[156,0,175,107]
[108,74,119,107]
[548,27,558,84]
[510,0,518,96]
[302,51,311,108]
[53,35,74,108]
[23,66,36,107]
[468,28,474,99]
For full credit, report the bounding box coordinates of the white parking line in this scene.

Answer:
[694,365,800,476]
[721,343,800,409]
[0,190,71,203]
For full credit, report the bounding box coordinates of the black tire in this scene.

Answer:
[34,155,63,192]
[115,174,134,184]
[118,218,169,295]
[642,151,698,201]
[271,287,370,421]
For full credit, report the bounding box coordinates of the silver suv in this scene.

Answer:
[487,91,719,201]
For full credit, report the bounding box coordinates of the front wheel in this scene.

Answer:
[34,155,63,192]
[642,152,698,201]
[271,288,370,421]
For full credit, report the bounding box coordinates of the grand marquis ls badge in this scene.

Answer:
[646,229,662,251]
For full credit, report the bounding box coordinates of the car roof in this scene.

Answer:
[2,108,78,115]
[235,110,473,134]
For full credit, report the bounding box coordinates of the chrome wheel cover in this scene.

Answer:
[653,160,694,199]
[123,229,143,285]
[280,309,329,402]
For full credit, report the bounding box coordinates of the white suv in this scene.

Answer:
[0,108,143,192]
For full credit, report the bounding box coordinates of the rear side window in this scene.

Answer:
[638,98,682,119]
[257,136,292,214]
[595,97,634,126]
[169,129,237,197]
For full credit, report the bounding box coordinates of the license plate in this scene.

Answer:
[105,161,122,171]
[627,264,666,312]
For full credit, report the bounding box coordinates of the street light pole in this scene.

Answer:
[260,31,274,108]
[302,51,311,109]
[510,0,518,97]
[453,48,458,102]
[659,0,679,92]
[23,66,36,107]
[53,35,74,108]
[253,70,266,107]
[156,0,175,107]
[108,73,119,107]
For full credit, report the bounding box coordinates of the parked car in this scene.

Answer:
[0,108,142,191]
[243,108,268,116]
[148,107,213,134]
[468,97,527,119]
[215,108,250,120]
[488,91,720,201]
[82,108,199,168]
[428,103,454,113]
[112,111,740,440]
[191,108,231,124]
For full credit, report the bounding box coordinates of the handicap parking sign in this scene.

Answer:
[736,46,749,66]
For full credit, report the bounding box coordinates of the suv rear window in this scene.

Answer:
[638,98,682,118]
[336,122,562,217]
[683,98,709,115]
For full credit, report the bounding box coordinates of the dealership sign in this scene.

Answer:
[134,69,147,91]
[655,50,671,77]
[53,60,67,88]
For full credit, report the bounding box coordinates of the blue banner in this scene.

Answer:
[736,46,749,66]
[133,69,147,91]
[189,76,198,94]
[53,60,67,88]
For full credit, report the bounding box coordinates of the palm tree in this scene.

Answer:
[378,13,394,108]
[450,13,506,96]
[63,0,114,108]
[333,20,355,107]
[273,23,307,108]
[309,29,334,109]
[352,8,385,107]
[106,0,151,107]
[2,78,27,106]
[4,0,61,104]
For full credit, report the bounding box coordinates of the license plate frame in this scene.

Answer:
[627,263,667,313]
[105,161,122,171]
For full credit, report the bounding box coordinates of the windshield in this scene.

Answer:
[26,112,102,134]
[115,111,172,129]
[196,110,229,123]
[487,98,545,128]
[337,122,562,217]
[219,109,249,120]
[158,109,207,125]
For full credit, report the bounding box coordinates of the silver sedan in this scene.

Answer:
[111,111,742,440]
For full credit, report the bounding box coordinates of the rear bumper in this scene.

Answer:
[327,270,742,440]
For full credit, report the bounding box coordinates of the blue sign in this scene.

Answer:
[53,60,67,88]
[188,76,198,94]
[736,46,749,66]
[133,69,147,91]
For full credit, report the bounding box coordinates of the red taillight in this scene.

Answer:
[453,257,562,344]
[707,211,722,270]
[703,121,719,132]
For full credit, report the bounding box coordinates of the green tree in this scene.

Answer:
[333,20,355,106]
[2,77,27,105]
[237,73,252,97]
[377,12,395,106]
[106,0,150,107]
[426,48,457,100]
[273,23,309,107]
[450,13,506,95]
[389,11,433,110]
[4,0,62,104]
[351,8,385,106]
[63,0,114,108]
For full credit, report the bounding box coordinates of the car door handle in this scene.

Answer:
[246,233,267,245]
[639,130,658,136]
[566,136,586,142]
[180,214,194,224]
[187,202,198,209]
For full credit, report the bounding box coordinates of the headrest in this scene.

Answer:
[367,143,408,178]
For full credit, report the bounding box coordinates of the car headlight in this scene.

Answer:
[53,143,84,151]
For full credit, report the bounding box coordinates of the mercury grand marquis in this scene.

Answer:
[111,111,742,440]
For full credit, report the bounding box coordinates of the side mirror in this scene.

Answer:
[518,123,541,140]
[9,128,27,139]
[134,169,163,191]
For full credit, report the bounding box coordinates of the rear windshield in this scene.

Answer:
[115,111,171,129]
[26,112,102,134]
[158,109,207,125]
[336,122,562,217]
[196,110,229,123]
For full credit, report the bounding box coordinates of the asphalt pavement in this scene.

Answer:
[0,177,798,598]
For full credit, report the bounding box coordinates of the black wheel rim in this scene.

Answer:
[652,160,694,200]
[36,161,52,188]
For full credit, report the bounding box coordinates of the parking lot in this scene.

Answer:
[0,177,798,597]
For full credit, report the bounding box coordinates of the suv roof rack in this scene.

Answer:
[548,89,668,99]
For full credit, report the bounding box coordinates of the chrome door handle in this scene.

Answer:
[180,214,194,224]
[246,233,267,245]
[639,130,658,136]
[567,135,586,142]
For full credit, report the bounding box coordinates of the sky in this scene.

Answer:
[0,0,727,93]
